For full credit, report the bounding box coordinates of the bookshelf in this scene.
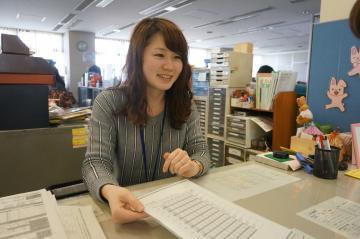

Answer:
[230,91,297,151]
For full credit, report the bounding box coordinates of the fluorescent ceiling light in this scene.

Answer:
[96,0,114,8]
[61,14,76,24]
[139,0,195,16]
[165,6,177,12]
[75,0,96,11]
[15,12,47,23]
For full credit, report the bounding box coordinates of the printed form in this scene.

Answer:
[139,180,290,239]
[297,196,360,239]
[195,164,300,201]
[0,189,66,239]
[57,205,106,239]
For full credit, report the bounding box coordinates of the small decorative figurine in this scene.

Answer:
[296,96,313,126]
[348,46,360,76]
[325,77,348,112]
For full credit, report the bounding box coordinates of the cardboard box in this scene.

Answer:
[234,42,253,54]
[290,136,316,156]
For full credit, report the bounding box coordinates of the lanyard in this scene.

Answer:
[139,106,166,182]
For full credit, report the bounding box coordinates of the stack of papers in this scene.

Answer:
[0,189,105,239]
[49,107,92,125]
[139,180,291,239]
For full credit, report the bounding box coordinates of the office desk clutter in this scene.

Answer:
[0,189,105,239]
[48,89,77,109]
[48,105,92,125]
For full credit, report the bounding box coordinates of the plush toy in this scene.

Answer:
[296,96,313,126]
[325,77,348,112]
[348,46,360,76]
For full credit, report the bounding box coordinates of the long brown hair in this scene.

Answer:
[350,0,360,38]
[117,17,192,129]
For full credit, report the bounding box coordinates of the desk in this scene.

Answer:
[58,162,360,239]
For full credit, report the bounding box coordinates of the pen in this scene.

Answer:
[322,136,331,150]
[318,135,324,149]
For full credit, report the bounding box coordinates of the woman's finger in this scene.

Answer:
[112,207,148,224]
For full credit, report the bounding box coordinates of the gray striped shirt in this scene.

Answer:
[82,89,210,202]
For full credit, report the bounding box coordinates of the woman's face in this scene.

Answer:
[142,33,183,94]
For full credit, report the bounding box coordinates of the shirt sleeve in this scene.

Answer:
[183,102,211,177]
[82,90,119,202]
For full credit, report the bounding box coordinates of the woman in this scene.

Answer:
[350,0,360,38]
[82,17,210,224]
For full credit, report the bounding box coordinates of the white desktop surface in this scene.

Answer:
[58,162,360,239]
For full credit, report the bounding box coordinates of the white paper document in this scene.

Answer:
[297,196,360,239]
[139,180,290,239]
[195,164,300,201]
[250,116,273,132]
[0,189,67,239]
[58,205,106,239]
[285,228,315,239]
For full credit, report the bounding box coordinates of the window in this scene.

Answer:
[94,39,210,86]
[95,38,129,86]
[189,48,210,68]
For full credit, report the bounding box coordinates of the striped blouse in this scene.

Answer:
[82,88,210,202]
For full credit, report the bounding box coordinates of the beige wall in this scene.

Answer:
[320,0,356,22]
[64,31,95,100]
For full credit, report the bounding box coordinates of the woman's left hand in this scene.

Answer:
[162,148,200,177]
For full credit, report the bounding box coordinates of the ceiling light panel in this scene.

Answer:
[117,22,136,31]
[147,10,170,18]
[96,0,114,8]
[75,0,96,11]
[15,13,47,23]
[61,13,76,24]
[139,0,196,16]
[52,24,63,31]
[194,20,222,28]
[140,0,177,15]
[229,6,274,20]
[172,0,196,8]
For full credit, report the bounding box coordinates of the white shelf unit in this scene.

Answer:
[224,142,264,166]
[207,134,225,168]
[225,115,266,148]
[210,52,253,87]
[205,51,255,167]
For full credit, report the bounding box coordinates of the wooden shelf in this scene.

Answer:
[231,106,272,113]
[230,91,297,151]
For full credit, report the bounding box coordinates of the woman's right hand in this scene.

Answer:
[101,184,148,224]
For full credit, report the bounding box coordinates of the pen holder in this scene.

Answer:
[313,146,339,179]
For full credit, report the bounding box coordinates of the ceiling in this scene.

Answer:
[0,0,320,54]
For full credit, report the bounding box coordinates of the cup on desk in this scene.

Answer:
[313,146,340,179]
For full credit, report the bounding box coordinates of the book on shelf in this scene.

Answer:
[273,71,297,96]
[253,152,301,171]
[255,71,297,111]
